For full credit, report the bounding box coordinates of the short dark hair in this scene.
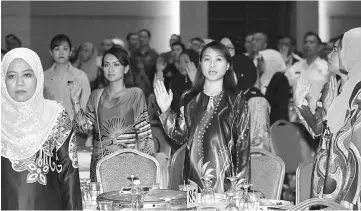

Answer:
[171,42,186,51]
[171,34,181,42]
[280,35,296,47]
[5,34,22,46]
[191,37,204,44]
[139,29,151,38]
[126,32,137,41]
[102,46,134,88]
[50,34,72,50]
[304,31,322,44]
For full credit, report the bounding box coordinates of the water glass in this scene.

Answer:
[89,182,101,205]
[179,185,186,191]
[98,201,113,211]
[200,179,216,210]
[225,192,239,211]
[151,183,160,190]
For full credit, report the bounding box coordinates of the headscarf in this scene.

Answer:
[326,27,361,133]
[1,48,63,160]
[112,38,125,49]
[77,42,99,82]
[259,49,287,93]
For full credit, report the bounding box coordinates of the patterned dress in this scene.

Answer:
[1,109,82,210]
[244,87,273,153]
[160,90,250,193]
[296,82,361,210]
[73,87,154,181]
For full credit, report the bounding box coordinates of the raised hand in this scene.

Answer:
[156,56,167,73]
[279,45,290,62]
[69,80,82,104]
[294,73,311,107]
[186,62,198,84]
[323,75,338,113]
[154,80,173,113]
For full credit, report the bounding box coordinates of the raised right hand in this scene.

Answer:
[186,62,197,84]
[69,80,82,104]
[154,80,173,113]
[294,73,311,107]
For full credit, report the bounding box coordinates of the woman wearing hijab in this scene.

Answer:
[258,49,287,94]
[1,48,82,210]
[295,27,361,209]
[77,42,104,90]
[260,49,290,125]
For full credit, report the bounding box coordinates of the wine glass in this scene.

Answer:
[200,177,216,210]
[98,200,113,211]
[127,175,139,188]
[227,176,238,194]
[225,192,239,211]
[89,182,101,205]
[248,184,259,210]
[161,196,175,211]
[239,184,251,210]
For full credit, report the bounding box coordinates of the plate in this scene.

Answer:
[259,199,293,208]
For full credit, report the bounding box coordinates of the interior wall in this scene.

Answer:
[1,1,179,68]
[180,1,208,46]
[1,1,31,48]
[319,1,361,42]
[294,1,319,52]
[30,1,179,69]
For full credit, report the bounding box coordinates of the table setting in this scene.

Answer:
[80,175,293,211]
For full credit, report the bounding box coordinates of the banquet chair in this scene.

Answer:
[96,149,160,192]
[251,148,285,200]
[288,198,349,210]
[151,125,172,157]
[168,144,186,190]
[296,158,314,204]
[270,120,304,173]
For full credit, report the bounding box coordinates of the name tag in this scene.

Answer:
[186,184,198,208]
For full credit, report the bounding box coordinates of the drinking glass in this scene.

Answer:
[81,180,91,208]
[200,178,216,210]
[239,184,251,210]
[161,196,175,211]
[225,192,239,211]
[89,182,101,205]
[98,201,113,211]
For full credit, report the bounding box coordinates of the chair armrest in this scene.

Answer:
[288,198,349,210]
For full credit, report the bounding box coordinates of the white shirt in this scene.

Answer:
[285,57,330,112]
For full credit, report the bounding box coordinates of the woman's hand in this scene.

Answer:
[294,73,311,107]
[154,80,173,113]
[69,80,82,105]
[186,62,197,84]
[323,75,338,113]
[156,56,167,73]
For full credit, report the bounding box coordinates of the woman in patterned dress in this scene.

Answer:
[295,27,361,210]
[70,46,155,182]
[1,48,82,210]
[154,41,250,193]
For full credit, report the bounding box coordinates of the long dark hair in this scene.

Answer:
[189,41,237,99]
[102,46,134,88]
